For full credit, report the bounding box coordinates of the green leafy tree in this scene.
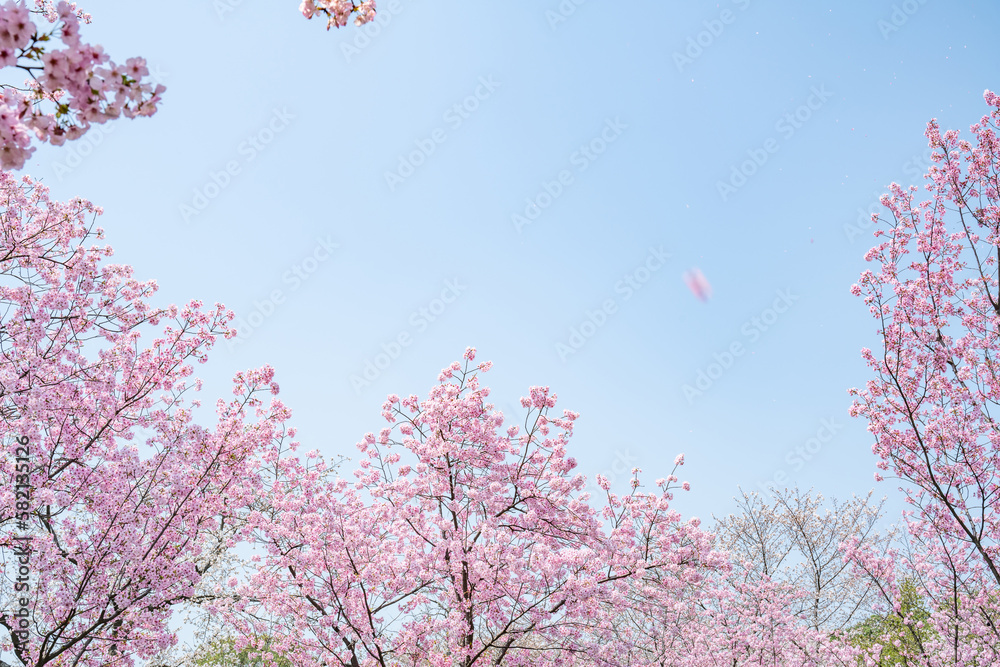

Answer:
[190,636,293,667]
[847,579,935,666]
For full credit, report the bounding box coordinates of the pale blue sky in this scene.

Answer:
[25,0,1000,523]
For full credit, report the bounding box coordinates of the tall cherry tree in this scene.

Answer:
[849,89,1000,665]
[210,351,735,667]
[0,171,309,666]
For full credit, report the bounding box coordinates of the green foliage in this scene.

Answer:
[846,579,935,666]
[192,635,293,667]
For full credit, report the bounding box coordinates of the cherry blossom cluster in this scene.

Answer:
[0,1,164,170]
[298,0,376,29]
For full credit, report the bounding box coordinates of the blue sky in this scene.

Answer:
[24,0,1000,524]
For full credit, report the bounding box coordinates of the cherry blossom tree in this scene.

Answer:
[206,352,735,667]
[849,88,1000,665]
[713,488,888,635]
[0,170,313,667]
[651,488,890,667]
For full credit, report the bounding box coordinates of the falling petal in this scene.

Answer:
[683,268,712,302]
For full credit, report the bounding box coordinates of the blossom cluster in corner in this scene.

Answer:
[0,1,164,170]
[299,0,376,29]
